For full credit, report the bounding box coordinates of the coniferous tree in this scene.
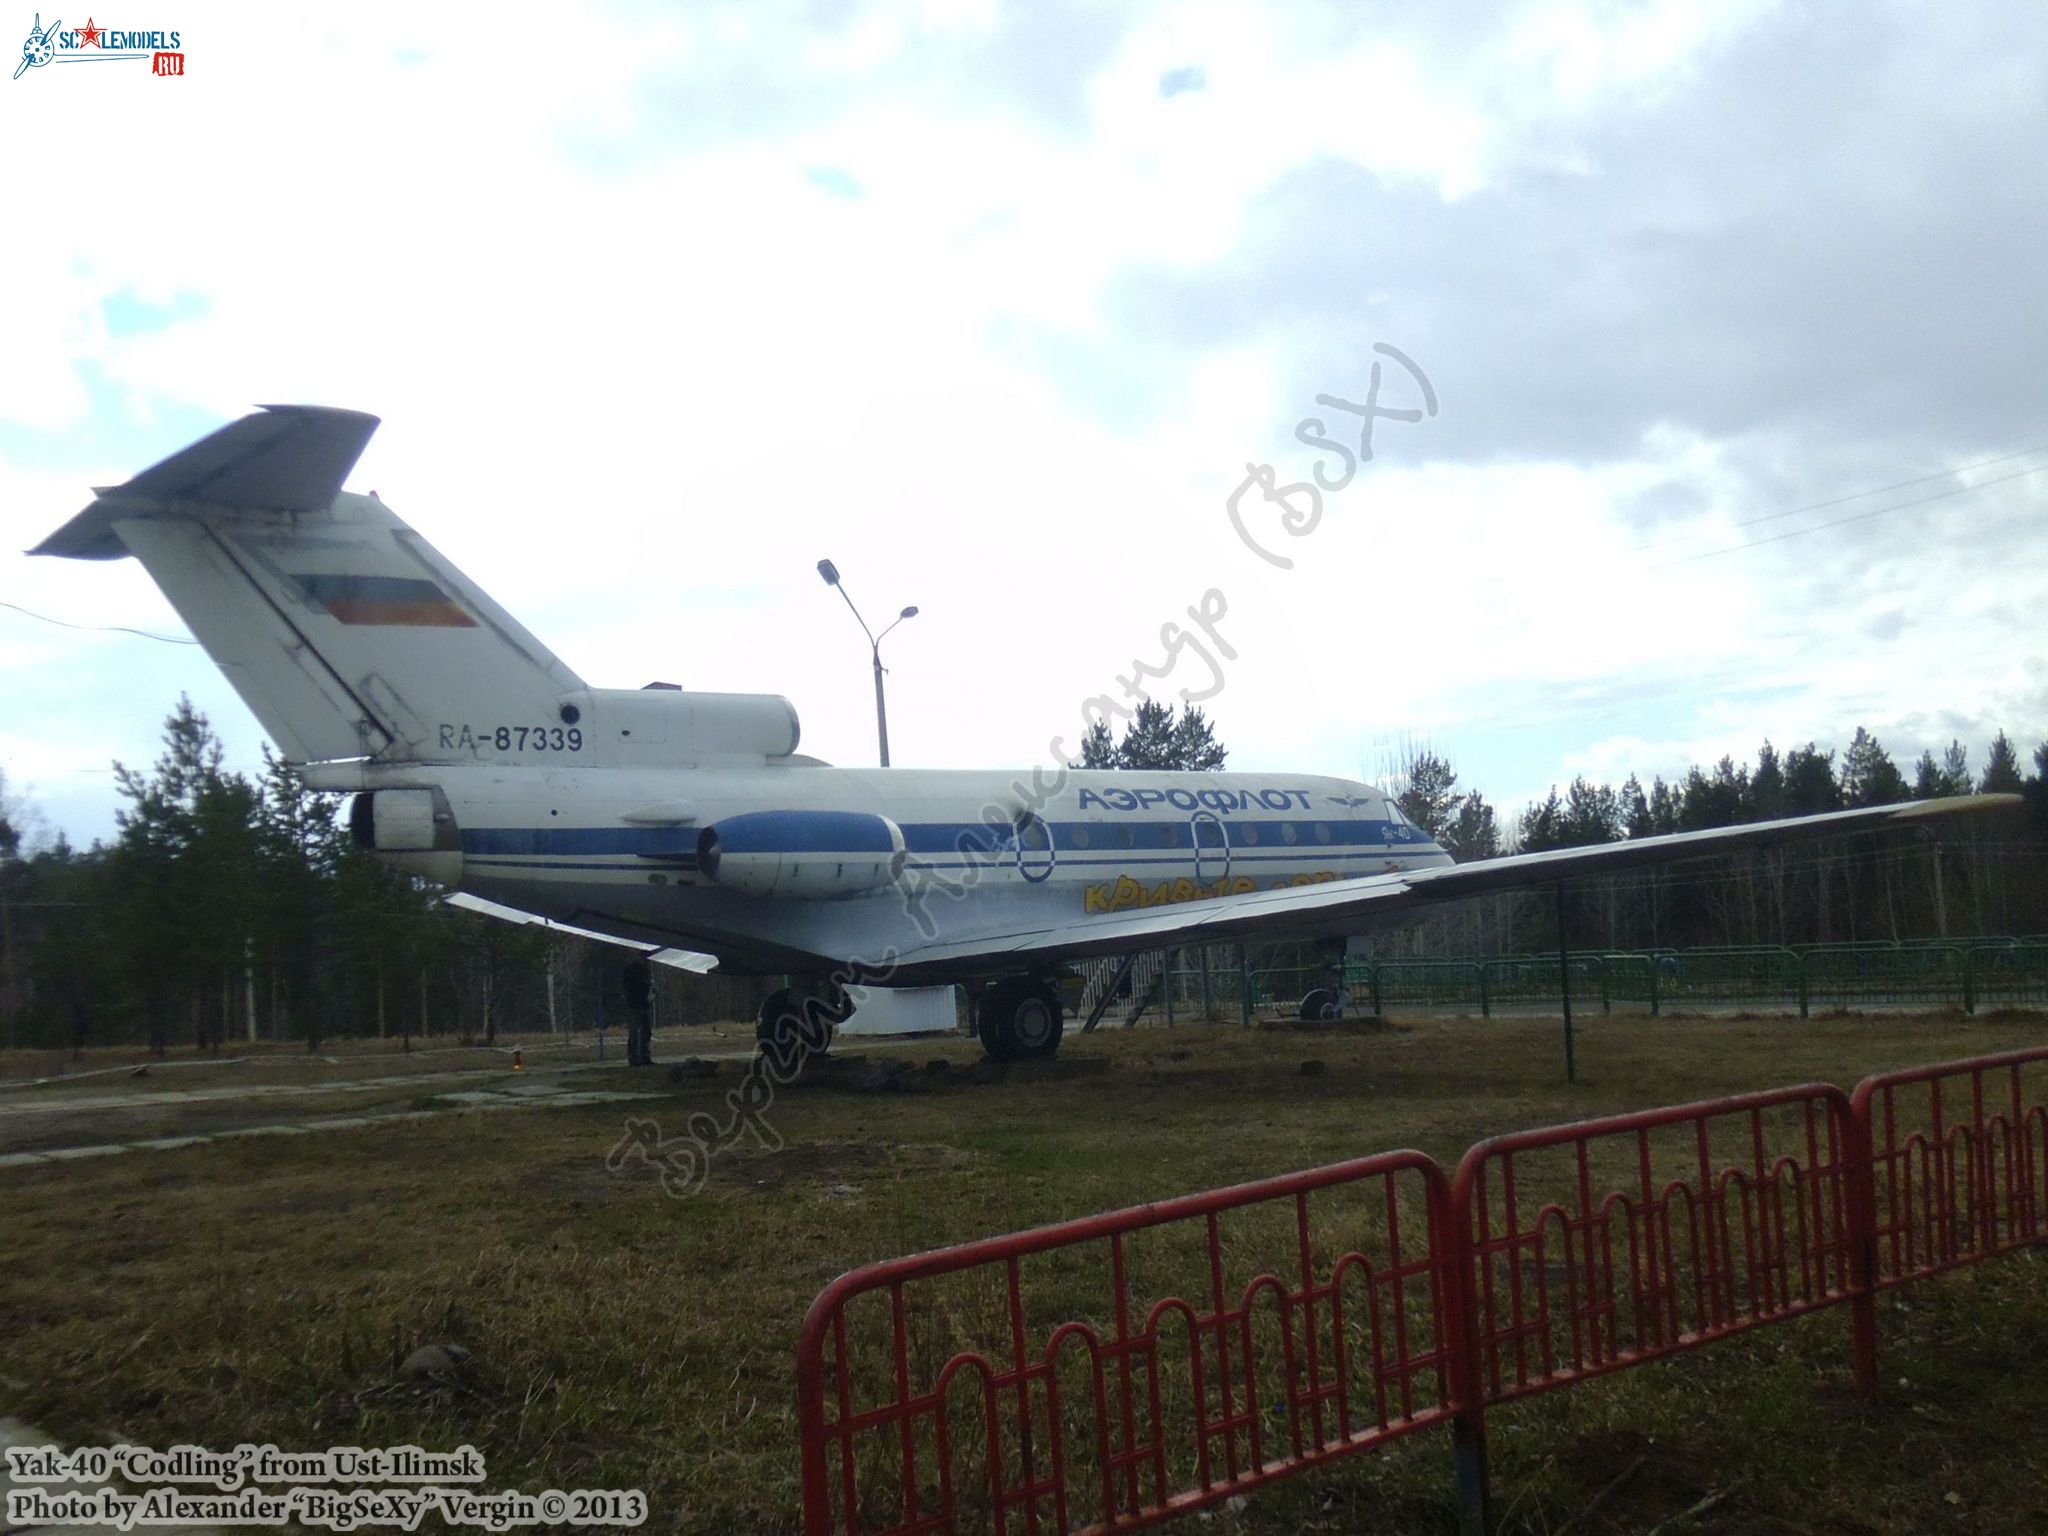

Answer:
[1169,706,1228,772]
[1678,758,1746,830]
[1078,720,1119,769]
[1648,776,1681,834]
[1443,794,1500,860]
[1519,788,1566,852]
[1840,727,1909,807]
[1620,775,1653,839]
[1562,777,1622,845]
[1783,744,1842,813]
[1938,739,1972,796]
[1913,750,1944,799]
[1749,742,1786,821]
[1981,732,2025,794]
[1081,701,1228,771]
[1394,750,1464,843]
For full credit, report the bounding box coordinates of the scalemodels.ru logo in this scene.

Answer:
[14,13,184,78]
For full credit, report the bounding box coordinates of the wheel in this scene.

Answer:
[976,977,1065,1062]
[1299,987,1343,1023]
[756,985,836,1070]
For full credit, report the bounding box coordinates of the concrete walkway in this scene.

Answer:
[1,1415,224,1536]
[0,1077,668,1171]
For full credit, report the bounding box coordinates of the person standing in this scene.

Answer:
[622,956,655,1067]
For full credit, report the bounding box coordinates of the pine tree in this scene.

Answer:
[1083,701,1228,771]
[1394,750,1464,842]
[1981,731,2024,793]
[1169,706,1228,772]
[0,776,17,863]
[1938,739,1971,796]
[1678,758,1746,830]
[1620,774,1652,839]
[1519,788,1566,852]
[1078,720,1119,770]
[1562,777,1622,845]
[1114,700,1181,770]
[1840,727,1908,807]
[1783,744,1841,813]
[1648,776,1680,835]
[1748,742,1785,821]
[1443,794,1499,860]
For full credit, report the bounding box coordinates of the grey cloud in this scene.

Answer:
[1065,5,2048,480]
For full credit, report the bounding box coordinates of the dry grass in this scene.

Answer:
[2,1009,2045,1534]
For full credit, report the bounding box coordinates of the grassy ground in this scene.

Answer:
[1,1009,2044,1534]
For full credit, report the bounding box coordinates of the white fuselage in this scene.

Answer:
[344,762,1454,978]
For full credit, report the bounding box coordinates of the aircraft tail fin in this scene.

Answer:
[31,406,585,764]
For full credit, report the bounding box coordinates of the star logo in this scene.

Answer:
[75,16,100,46]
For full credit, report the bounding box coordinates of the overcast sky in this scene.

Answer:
[4,0,2044,847]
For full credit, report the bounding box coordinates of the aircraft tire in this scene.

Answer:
[1299,987,1343,1023]
[756,986,836,1069]
[977,976,1064,1062]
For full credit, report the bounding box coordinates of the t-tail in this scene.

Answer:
[30,405,802,770]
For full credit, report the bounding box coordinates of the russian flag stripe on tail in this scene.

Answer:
[290,573,476,628]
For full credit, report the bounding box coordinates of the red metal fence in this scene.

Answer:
[797,1046,2048,1535]
[1453,1084,1861,1406]
[795,1152,1457,1535]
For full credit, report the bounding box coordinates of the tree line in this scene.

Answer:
[1384,731,2048,956]
[1069,703,2048,955]
[3,699,2044,1052]
[0,700,765,1054]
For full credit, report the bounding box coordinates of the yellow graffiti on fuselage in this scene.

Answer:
[1083,869,1340,914]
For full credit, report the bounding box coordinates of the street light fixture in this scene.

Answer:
[816,559,917,767]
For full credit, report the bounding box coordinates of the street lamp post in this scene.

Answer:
[816,559,917,768]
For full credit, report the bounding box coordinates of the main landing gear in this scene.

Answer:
[975,975,1065,1062]
[756,980,852,1069]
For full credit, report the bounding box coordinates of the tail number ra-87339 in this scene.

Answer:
[439,723,585,753]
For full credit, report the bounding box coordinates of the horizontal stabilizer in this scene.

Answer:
[31,405,380,559]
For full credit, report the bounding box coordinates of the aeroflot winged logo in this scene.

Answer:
[14,14,185,78]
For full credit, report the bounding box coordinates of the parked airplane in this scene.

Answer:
[31,407,2012,1060]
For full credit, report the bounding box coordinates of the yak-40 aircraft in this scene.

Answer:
[33,407,2012,1060]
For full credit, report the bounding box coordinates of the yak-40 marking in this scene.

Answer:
[32,407,2016,1062]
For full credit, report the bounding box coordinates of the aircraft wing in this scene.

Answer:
[883,794,2020,983]
[442,893,721,973]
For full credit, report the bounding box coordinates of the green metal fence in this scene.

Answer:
[1160,937,2048,1021]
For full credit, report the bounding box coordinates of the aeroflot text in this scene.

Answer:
[1075,786,1314,814]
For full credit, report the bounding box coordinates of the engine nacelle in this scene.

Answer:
[560,688,801,763]
[348,787,463,884]
[696,810,906,900]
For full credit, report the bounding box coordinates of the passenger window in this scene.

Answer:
[1315,824,1332,844]
[1240,825,1261,846]
[1281,823,1299,844]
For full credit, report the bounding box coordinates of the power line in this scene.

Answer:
[1631,440,2048,553]
[1650,462,2047,569]
[0,600,197,645]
